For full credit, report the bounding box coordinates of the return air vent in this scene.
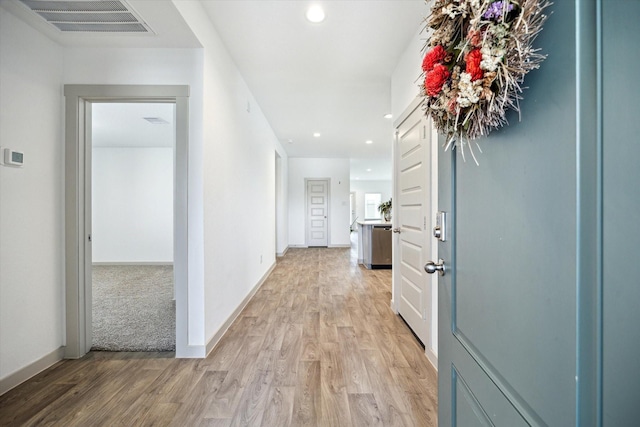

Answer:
[18,0,153,33]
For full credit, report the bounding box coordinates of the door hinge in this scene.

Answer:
[88,234,92,242]
[422,307,427,320]
[423,125,426,139]
[424,216,427,231]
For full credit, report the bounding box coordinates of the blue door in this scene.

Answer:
[435,1,594,425]
[602,0,640,424]
[436,1,640,425]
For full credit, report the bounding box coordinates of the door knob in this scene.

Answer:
[392,228,401,233]
[424,259,445,276]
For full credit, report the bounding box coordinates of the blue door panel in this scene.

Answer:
[602,1,640,425]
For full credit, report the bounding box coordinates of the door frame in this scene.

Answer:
[64,85,189,358]
[391,96,439,368]
[349,191,357,226]
[304,178,330,247]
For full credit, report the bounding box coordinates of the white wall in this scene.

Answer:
[173,1,289,349]
[2,0,291,372]
[275,154,289,255]
[0,6,65,382]
[350,180,393,222]
[64,45,207,356]
[288,158,350,247]
[92,147,173,263]
[391,24,425,121]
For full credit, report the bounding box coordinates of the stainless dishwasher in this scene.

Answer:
[370,225,392,268]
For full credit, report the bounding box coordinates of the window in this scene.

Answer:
[364,193,382,219]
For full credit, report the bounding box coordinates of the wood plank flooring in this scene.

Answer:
[0,246,438,426]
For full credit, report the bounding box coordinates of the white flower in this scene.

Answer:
[480,46,505,71]
[442,4,457,18]
[456,72,482,108]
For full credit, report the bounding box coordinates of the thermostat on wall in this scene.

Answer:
[3,148,24,167]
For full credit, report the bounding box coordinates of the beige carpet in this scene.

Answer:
[91,265,175,352]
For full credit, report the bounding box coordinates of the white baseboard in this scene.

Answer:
[0,346,64,396]
[276,246,289,257]
[205,261,277,356]
[425,348,438,372]
[328,244,351,248]
[390,298,398,314]
[175,344,206,358]
[92,262,174,266]
[289,244,308,248]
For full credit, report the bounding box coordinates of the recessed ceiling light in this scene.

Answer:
[306,5,325,23]
[366,169,372,172]
[384,113,393,119]
[365,140,373,144]
[313,132,321,138]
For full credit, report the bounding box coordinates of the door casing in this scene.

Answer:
[305,178,330,247]
[64,85,189,358]
[392,97,439,367]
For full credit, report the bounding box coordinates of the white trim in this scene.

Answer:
[328,244,351,248]
[304,178,331,247]
[205,261,277,356]
[392,98,439,367]
[0,347,64,396]
[289,244,308,248]
[276,246,289,257]
[393,96,423,129]
[427,117,439,364]
[390,299,398,314]
[92,262,174,266]
[64,84,190,360]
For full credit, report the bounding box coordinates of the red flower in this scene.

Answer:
[465,49,484,81]
[466,29,482,47]
[425,64,450,96]
[422,45,447,73]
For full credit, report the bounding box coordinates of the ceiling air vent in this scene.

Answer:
[143,117,169,125]
[18,0,153,33]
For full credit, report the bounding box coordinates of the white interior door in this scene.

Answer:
[393,101,435,362]
[307,179,329,247]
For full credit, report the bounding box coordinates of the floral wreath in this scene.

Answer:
[421,0,551,163]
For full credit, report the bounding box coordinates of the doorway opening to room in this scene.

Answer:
[90,102,176,352]
[64,85,189,359]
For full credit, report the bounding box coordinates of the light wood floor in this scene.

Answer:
[0,246,437,426]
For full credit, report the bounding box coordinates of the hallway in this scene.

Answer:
[0,247,437,426]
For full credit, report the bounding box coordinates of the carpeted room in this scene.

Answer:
[90,102,176,352]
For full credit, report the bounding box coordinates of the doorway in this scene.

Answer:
[350,191,357,230]
[64,85,189,359]
[90,102,175,351]
[392,98,438,368]
[306,178,329,247]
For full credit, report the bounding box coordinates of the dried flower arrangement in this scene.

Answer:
[421,0,551,164]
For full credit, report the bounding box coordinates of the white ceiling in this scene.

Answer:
[92,103,175,148]
[3,0,202,48]
[7,0,427,180]
[200,1,427,180]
